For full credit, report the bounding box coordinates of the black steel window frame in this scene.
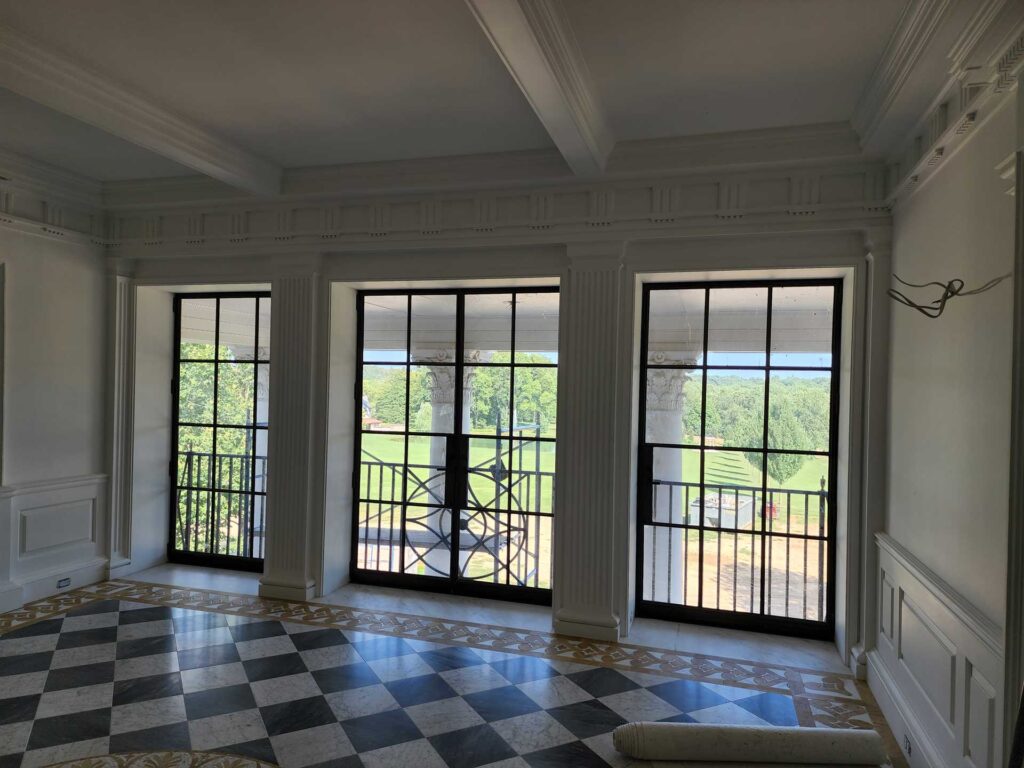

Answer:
[168,291,271,573]
[635,278,843,639]
[351,286,558,606]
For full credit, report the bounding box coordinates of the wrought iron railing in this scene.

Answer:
[646,478,827,621]
[357,438,555,587]
[175,451,268,559]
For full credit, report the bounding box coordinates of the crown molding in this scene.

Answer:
[101,122,867,211]
[96,158,889,261]
[607,122,864,176]
[465,0,613,177]
[0,147,101,209]
[853,0,956,147]
[0,25,282,196]
[887,14,1024,204]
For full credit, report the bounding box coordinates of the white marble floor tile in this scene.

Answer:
[179,661,246,693]
[250,672,321,707]
[269,722,355,768]
[404,696,484,737]
[325,685,399,721]
[357,738,448,768]
[490,710,576,755]
[110,694,187,735]
[36,682,114,719]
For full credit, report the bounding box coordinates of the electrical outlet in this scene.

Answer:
[57,577,71,589]
[904,734,912,757]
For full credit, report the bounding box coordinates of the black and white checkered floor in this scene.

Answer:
[0,598,803,768]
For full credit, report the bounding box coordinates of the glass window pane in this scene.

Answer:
[179,298,216,359]
[459,509,508,582]
[465,366,509,436]
[177,426,213,488]
[767,456,830,536]
[254,429,269,495]
[404,506,451,578]
[646,289,705,365]
[358,499,402,573]
[769,372,831,453]
[409,365,455,434]
[359,433,406,500]
[363,295,408,363]
[645,369,699,446]
[406,435,446,505]
[214,428,253,490]
[411,294,457,364]
[257,297,271,361]
[650,447,699,524]
[506,440,554,514]
[771,285,834,367]
[217,363,255,426]
[701,528,761,614]
[512,366,557,438]
[702,449,763,531]
[465,293,511,362]
[255,364,270,426]
[707,287,768,366]
[178,363,215,424]
[514,292,559,363]
[218,297,257,360]
[704,371,765,449]
[361,364,407,432]
[466,437,507,510]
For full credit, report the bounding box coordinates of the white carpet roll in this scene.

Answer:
[611,722,887,764]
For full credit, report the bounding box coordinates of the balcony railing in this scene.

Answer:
[175,450,268,560]
[645,478,828,621]
[357,439,555,587]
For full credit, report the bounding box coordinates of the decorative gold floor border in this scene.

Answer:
[0,579,898,750]
[45,752,276,768]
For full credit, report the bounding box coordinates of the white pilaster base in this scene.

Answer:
[259,578,316,602]
[553,609,621,642]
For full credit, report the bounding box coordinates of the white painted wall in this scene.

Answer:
[0,229,106,485]
[887,101,1016,626]
[0,228,108,611]
[871,100,1017,768]
[129,287,173,573]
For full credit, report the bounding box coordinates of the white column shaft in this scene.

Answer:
[552,243,626,640]
[260,272,320,600]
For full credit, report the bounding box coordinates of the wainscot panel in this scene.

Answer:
[868,533,1004,768]
[0,474,109,607]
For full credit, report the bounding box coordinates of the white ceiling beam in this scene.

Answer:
[465,0,613,177]
[0,26,282,196]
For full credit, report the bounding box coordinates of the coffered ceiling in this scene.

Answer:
[0,0,997,199]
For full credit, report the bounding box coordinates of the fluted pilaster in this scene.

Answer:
[552,242,626,640]
[260,270,320,600]
[108,273,136,573]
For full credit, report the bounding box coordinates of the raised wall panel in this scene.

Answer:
[1,475,108,603]
[20,499,94,554]
[869,534,1004,767]
[899,592,957,727]
[880,569,895,640]
[966,662,996,768]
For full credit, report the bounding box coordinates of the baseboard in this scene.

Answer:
[552,616,621,642]
[868,649,946,768]
[18,556,108,603]
[0,581,21,613]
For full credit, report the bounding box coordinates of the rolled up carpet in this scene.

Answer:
[612,722,886,765]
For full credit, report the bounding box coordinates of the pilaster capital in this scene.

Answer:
[565,240,627,270]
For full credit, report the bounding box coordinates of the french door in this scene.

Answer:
[352,288,559,603]
[169,293,271,571]
[636,279,841,637]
